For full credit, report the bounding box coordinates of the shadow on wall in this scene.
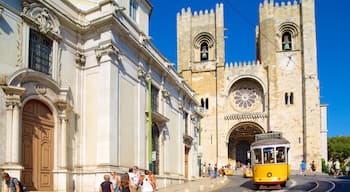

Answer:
[0,15,14,35]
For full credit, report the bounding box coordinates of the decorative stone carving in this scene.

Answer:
[1,86,26,108]
[162,89,170,98]
[137,66,146,79]
[35,84,47,95]
[22,2,60,35]
[75,52,86,66]
[183,134,193,147]
[55,100,68,112]
[95,43,122,62]
[224,112,268,121]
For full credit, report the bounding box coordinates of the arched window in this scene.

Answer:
[200,42,209,61]
[282,32,292,51]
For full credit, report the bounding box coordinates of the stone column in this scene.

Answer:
[55,100,68,169]
[54,100,69,192]
[0,86,25,179]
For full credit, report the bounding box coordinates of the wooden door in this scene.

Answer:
[22,100,54,191]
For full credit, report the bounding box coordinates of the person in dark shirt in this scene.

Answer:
[2,172,21,192]
[99,175,113,192]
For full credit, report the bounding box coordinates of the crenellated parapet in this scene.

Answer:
[223,60,268,95]
[225,60,262,69]
[177,3,223,18]
[259,0,300,21]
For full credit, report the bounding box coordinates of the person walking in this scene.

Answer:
[120,173,131,192]
[2,172,23,192]
[141,170,156,192]
[334,159,341,177]
[111,171,120,192]
[202,162,207,177]
[300,160,306,176]
[99,175,114,192]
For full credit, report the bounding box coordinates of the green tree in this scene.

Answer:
[328,136,350,162]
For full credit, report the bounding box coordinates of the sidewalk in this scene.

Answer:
[157,176,230,192]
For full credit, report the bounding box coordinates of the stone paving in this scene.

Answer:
[157,176,230,192]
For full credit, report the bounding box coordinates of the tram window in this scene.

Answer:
[276,147,286,163]
[253,149,262,164]
[263,147,275,164]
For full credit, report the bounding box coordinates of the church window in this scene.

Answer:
[282,32,292,51]
[290,92,294,104]
[151,85,159,112]
[284,93,289,105]
[205,98,209,109]
[234,88,257,109]
[129,0,137,21]
[201,98,204,108]
[200,42,209,61]
[29,29,53,75]
[284,92,294,105]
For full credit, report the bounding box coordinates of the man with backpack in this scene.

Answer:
[2,172,24,192]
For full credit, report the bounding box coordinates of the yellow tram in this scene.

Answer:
[251,132,290,189]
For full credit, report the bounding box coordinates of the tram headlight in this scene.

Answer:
[267,172,272,177]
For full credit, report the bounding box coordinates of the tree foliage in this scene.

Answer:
[328,136,350,161]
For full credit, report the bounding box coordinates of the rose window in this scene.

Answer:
[234,88,257,109]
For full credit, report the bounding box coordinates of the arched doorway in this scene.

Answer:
[228,123,264,166]
[21,100,54,191]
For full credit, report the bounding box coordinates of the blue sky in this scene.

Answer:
[149,0,349,137]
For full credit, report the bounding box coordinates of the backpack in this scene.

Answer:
[18,181,25,192]
[11,178,25,192]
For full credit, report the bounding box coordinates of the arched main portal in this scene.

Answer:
[228,123,264,166]
[21,100,54,191]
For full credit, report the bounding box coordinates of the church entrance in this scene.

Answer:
[228,123,264,167]
[21,100,54,191]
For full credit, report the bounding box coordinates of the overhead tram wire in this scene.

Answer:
[222,0,298,66]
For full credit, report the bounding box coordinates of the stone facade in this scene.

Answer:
[0,0,201,191]
[177,0,327,171]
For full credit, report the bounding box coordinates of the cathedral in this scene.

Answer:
[176,0,328,171]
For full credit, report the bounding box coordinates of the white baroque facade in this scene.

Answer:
[0,0,202,191]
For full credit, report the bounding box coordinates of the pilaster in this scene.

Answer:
[0,86,26,180]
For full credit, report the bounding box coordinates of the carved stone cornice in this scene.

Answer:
[22,2,60,36]
[1,86,26,107]
[95,43,122,62]
[224,112,268,121]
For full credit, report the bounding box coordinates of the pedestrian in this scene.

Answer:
[111,171,120,192]
[132,166,141,192]
[300,160,306,176]
[2,172,23,192]
[207,163,211,177]
[334,159,341,177]
[327,159,333,175]
[345,164,350,176]
[99,175,114,192]
[120,173,131,192]
[214,163,218,178]
[141,170,156,192]
[202,162,207,177]
[310,160,316,176]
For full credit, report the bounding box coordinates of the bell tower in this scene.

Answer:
[176,4,225,164]
[257,0,322,168]
[177,3,225,85]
